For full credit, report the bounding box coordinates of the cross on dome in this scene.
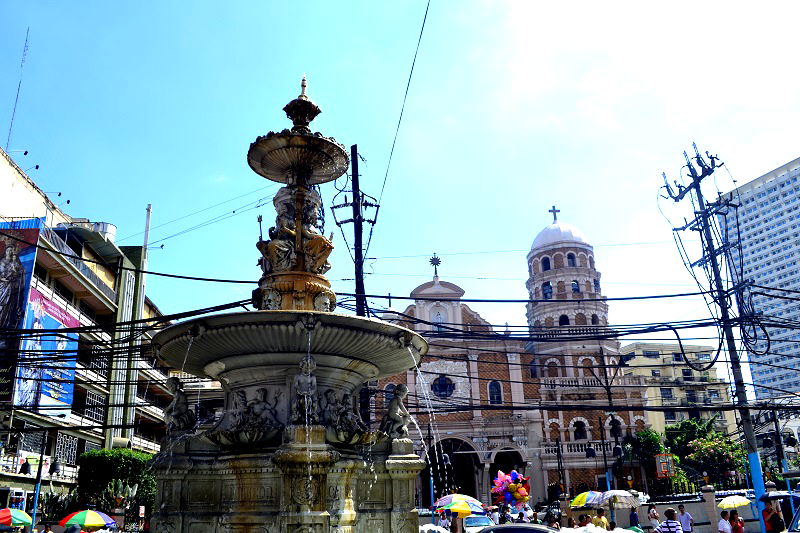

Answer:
[549,205,560,223]
[429,253,441,277]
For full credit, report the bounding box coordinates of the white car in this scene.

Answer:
[464,515,496,533]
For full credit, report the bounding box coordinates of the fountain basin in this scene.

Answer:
[153,310,427,388]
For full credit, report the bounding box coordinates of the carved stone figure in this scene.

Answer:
[164,377,196,435]
[291,355,319,424]
[378,384,410,439]
[322,389,340,427]
[338,392,367,435]
[248,387,283,428]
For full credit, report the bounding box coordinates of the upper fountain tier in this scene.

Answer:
[247,77,349,186]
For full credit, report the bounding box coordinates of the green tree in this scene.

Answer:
[664,418,717,461]
[76,448,155,521]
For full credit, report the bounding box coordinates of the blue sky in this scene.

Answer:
[3,1,800,377]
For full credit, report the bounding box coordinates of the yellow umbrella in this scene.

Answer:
[718,495,751,509]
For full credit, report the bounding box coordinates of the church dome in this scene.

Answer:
[530,221,590,252]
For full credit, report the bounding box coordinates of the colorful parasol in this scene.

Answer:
[717,495,751,509]
[599,489,640,508]
[571,490,604,508]
[0,508,32,527]
[434,494,485,518]
[59,509,116,529]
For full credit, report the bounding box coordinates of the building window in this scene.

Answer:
[542,282,553,300]
[682,369,693,381]
[610,419,622,438]
[665,410,677,422]
[686,390,698,404]
[573,420,588,440]
[488,381,502,405]
[672,353,683,362]
[708,389,720,399]
[542,257,551,271]
[591,314,599,325]
[85,390,106,423]
[529,361,538,378]
[651,369,661,377]
[697,352,711,361]
[660,388,674,399]
[567,253,577,267]
[593,279,600,293]
[384,384,396,408]
[55,432,79,465]
[432,375,455,399]
[643,351,660,358]
[571,280,580,293]
[558,315,570,326]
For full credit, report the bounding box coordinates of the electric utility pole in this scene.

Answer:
[663,144,766,529]
[331,144,379,317]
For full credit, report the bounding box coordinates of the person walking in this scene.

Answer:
[648,505,661,530]
[718,511,732,533]
[655,508,682,533]
[677,504,694,533]
[439,513,451,530]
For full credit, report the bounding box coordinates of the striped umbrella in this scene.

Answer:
[433,494,483,508]
[59,510,116,529]
[0,508,32,527]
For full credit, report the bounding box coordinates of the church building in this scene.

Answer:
[377,210,648,507]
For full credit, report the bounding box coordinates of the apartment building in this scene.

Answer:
[0,147,168,510]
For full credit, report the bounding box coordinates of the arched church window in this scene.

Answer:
[488,381,502,405]
[541,257,551,271]
[542,282,553,300]
[575,313,587,325]
[559,314,570,326]
[567,253,576,267]
[432,375,455,398]
[384,384,396,408]
[591,314,600,325]
[573,420,587,440]
[571,280,580,293]
[593,279,601,293]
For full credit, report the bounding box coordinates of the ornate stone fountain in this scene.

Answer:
[150,79,427,533]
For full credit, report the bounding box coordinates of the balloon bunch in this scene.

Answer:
[491,470,531,510]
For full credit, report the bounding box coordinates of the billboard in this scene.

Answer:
[0,218,42,403]
[14,287,78,416]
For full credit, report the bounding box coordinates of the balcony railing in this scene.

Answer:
[544,440,614,455]
[40,226,117,302]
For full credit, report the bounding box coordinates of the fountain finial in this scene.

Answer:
[283,76,321,133]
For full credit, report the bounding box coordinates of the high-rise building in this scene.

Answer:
[0,147,168,509]
[719,157,800,399]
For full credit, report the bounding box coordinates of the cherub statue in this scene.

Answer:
[378,384,410,439]
[291,355,319,424]
[249,387,283,428]
[164,377,196,435]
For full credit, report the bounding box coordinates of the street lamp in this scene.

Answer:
[627,475,633,489]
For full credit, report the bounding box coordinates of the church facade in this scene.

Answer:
[376,214,648,507]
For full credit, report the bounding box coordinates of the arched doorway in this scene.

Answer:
[489,448,525,503]
[420,438,479,507]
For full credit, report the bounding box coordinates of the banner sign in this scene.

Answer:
[0,218,42,403]
[14,287,78,416]
[655,453,676,478]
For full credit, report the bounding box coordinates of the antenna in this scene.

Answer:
[5,27,30,151]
